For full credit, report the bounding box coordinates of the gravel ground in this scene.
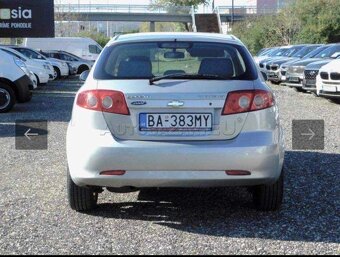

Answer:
[0,80,339,255]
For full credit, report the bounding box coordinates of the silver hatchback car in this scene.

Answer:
[67,33,285,212]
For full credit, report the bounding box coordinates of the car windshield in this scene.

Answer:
[282,46,305,57]
[314,45,340,58]
[94,42,257,81]
[302,45,328,58]
[257,48,273,56]
[291,45,320,58]
[61,51,81,60]
[1,48,26,61]
[14,48,47,60]
[271,48,290,57]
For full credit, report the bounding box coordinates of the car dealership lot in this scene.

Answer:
[0,79,339,254]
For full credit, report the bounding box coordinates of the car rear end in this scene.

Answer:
[66,33,285,212]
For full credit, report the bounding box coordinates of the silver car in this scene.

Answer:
[42,50,94,75]
[67,33,285,212]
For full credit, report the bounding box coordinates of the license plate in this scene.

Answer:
[289,77,299,82]
[305,79,316,85]
[268,72,275,76]
[139,113,212,131]
[323,85,337,92]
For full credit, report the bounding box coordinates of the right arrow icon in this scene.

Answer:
[301,128,315,140]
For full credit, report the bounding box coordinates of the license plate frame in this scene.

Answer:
[323,85,337,92]
[289,77,300,82]
[139,113,213,131]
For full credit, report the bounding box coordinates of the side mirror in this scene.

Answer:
[79,70,90,81]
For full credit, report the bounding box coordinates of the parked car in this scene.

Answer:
[267,44,322,83]
[253,47,278,64]
[66,33,285,212]
[285,44,340,91]
[41,50,94,74]
[316,58,340,102]
[281,44,329,83]
[8,46,69,80]
[258,46,292,74]
[302,57,340,93]
[24,37,102,61]
[0,50,32,112]
[265,44,307,83]
[0,46,50,86]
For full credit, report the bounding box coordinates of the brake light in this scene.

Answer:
[76,90,130,115]
[222,90,274,115]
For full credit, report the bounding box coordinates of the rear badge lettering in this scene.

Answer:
[131,101,147,106]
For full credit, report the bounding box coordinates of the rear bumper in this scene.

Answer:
[67,126,285,188]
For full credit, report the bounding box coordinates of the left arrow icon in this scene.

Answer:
[24,129,39,141]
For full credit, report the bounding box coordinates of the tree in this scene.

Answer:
[152,0,210,8]
[231,0,340,54]
[150,0,210,32]
[75,31,110,47]
[139,22,186,33]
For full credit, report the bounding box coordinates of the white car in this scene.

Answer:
[41,50,94,74]
[24,37,103,61]
[0,50,32,112]
[0,46,50,85]
[9,46,69,80]
[67,32,285,212]
[316,58,340,101]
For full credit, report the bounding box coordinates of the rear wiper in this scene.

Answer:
[149,73,228,85]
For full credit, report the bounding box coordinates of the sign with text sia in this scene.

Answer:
[0,0,54,37]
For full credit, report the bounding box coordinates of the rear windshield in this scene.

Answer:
[94,42,258,80]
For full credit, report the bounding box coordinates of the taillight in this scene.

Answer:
[222,90,274,115]
[76,90,130,115]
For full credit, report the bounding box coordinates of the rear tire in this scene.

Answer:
[67,168,98,212]
[0,82,16,113]
[252,169,284,211]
